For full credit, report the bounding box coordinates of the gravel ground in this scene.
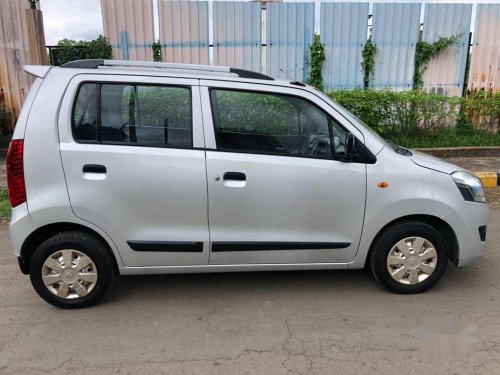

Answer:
[486,188,500,209]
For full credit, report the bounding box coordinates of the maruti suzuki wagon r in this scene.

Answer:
[8,60,488,308]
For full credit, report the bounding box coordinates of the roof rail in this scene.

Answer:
[60,59,274,81]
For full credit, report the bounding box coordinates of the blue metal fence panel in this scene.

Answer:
[371,3,421,90]
[320,2,368,90]
[266,2,315,81]
[422,4,472,97]
[101,0,155,61]
[158,0,209,65]
[213,1,262,72]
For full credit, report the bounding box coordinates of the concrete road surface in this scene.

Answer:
[1,212,500,374]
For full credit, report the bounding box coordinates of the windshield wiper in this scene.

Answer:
[386,140,412,156]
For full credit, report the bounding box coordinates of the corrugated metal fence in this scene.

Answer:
[422,4,472,97]
[213,1,261,71]
[101,0,155,61]
[0,0,45,121]
[266,2,314,81]
[96,1,500,96]
[320,2,368,90]
[158,0,209,65]
[468,4,500,93]
[371,3,421,91]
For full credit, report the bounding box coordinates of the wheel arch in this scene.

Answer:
[19,222,120,275]
[364,214,459,269]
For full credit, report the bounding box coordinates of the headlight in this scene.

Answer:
[452,171,486,203]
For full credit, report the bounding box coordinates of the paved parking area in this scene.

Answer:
[445,157,500,173]
[1,211,500,374]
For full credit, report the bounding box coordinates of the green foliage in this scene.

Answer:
[55,35,112,65]
[152,40,163,62]
[413,34,462,89]
[328,88,500,148]
[361,39,378,89]
[465,91,500,132]
[134,86,191,128]
[389,127,500,148]
[213,90,299,135]
[0,189,10,218]
[307,34,326,91]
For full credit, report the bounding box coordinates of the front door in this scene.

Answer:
[58,75,209,267]
[201,83,367,265]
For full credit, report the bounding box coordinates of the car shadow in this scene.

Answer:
[104,269,375,303]
[102,263,478,306]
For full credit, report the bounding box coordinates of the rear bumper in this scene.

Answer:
[9,203,35,257]
[17,255,29,274]
[442,202,489,266]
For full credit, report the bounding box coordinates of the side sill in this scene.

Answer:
[119,262,349,275]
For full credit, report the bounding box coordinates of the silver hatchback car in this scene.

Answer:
[8,60,488,308]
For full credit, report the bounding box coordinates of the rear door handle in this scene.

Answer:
[223,172,246,181]
[83,164,106,174]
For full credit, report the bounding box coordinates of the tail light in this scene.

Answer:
[6,140,26,207]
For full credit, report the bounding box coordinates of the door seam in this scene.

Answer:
[198,80,213,264]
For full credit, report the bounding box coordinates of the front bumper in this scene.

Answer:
[442,201,489,266]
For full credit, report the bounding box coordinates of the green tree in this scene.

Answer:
[54,35,112,65]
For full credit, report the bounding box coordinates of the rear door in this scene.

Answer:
[201,81,367,265]
[58,75,209,267]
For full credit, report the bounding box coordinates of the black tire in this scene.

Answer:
[369,221,448,294]
[30,231,115,308]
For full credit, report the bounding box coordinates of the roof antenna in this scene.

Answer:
[279,68,294,81]
[279,68,306,87]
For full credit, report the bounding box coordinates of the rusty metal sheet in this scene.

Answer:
[468,4,500,93]
[213,1,262,71]
[320,2,369,90]
[266,2,315,81]
[371,3,421,91]
[101,0,155,61]
[158,0,209,65]
[0,0,34,119]
[422,4,472,97]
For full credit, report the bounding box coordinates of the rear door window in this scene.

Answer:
[72,83,192,148]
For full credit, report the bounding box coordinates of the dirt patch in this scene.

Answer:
[486,187,500,209]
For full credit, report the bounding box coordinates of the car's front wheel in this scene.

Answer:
[30,232,115,308]
[369,221,448,293]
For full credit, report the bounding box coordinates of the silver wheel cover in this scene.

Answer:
[386,237,438,285]
[42,249,98,299]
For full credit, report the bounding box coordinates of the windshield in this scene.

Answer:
[318,91,412,155]
[311,88,388,147]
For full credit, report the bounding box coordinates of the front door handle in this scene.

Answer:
[83,164,107,174]
[223,172,246,181]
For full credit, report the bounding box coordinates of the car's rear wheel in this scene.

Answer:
[30,232,115,308]
[369,221,448,293]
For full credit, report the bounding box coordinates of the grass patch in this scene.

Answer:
[389,128,500,149]
[0,189,11,217]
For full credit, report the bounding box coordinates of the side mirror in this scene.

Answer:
[343,133,355,161]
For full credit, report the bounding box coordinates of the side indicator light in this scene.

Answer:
[377,182,389,188]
